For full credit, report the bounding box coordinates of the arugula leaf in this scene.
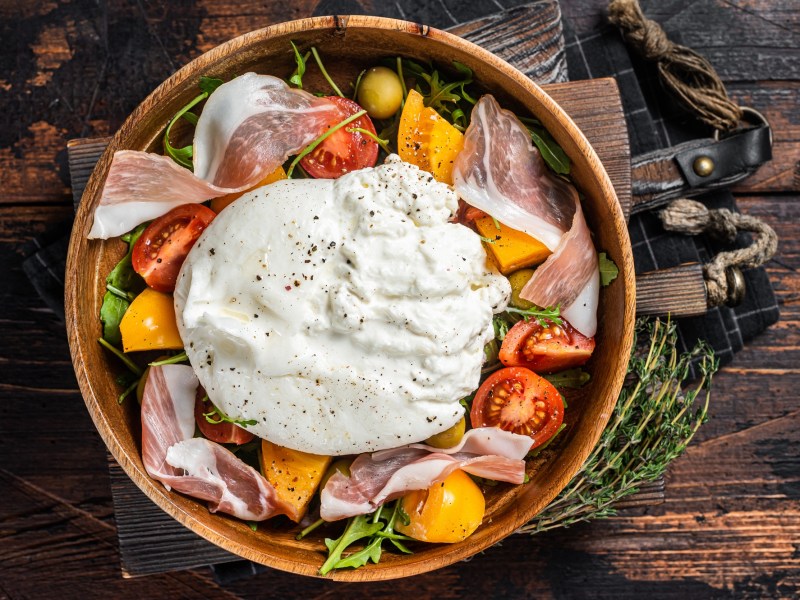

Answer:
[100,292,129,347]
[100,223,147,345]
[199,76,224,95]
[163,76,224,168]
[598,252,619,286]
[529,126,570,175]
[201,397,258,427]
[320,515,383,575]
[319,501,414,575]
[106,223,146,292]
[288,41,307,89]
[504,304,563,328]
[544,368,591,389]
[493,315,511,341]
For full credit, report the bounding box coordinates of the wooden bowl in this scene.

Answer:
[65,15,635,580]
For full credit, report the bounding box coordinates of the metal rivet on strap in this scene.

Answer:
[724,266,746,307]
[693,155,715,177]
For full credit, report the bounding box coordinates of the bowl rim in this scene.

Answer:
[65,14,635,580]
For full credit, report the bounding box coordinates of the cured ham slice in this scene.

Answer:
[453,95,599,337]
[89,73,341,239]
[141,364,290,521]
[320,427,531,521]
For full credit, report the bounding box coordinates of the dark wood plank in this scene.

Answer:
[0,469,241,600]
[635,263,707,317]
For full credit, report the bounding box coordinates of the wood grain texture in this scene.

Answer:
[1,0,798,597]
[635,263,707,317]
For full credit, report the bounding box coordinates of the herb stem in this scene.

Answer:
[286,110,367,178]
[106,283,135,302]
[118,378,140,404]
[149,352,188,366]
[396,57,407,105]
[296,518,325,540]
[311,47,344,98]
[347,127,392,154]
[164,91,207,169]
[97,338,143,376]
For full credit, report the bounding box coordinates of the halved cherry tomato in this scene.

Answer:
[132,204,215,293]
[499,319,595,373]
[300,96,378,179]
[195,389,254,445]
[471,366,563,450]
[396,469,485,543]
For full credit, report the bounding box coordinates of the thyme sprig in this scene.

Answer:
[519,317,717,534]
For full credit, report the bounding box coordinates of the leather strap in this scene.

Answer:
[630,123,772,216]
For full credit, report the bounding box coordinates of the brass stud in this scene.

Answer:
[693,155,715,177]
[725,267,746,307]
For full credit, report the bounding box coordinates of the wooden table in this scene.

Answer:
[1,0,797,597]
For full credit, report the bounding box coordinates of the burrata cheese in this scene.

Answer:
[174,156,510,455]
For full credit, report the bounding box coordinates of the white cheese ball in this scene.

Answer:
[174,156,510,455]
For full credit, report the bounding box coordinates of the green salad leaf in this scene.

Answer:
[544,368,591,389]
[99,223,147,346]
[319,501,413,575]
[528,126,570,175]
[288,41,308,89]
[598,252,619,286]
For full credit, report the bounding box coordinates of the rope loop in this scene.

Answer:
[659,199,778,306]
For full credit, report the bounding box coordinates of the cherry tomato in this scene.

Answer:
[132,204,216,293]
[195,389,254,445]
[499,319,595,373]
[471,366,563,450]
[300,96,378,179]
[396,469,485,543]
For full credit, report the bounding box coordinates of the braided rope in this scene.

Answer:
[660,199,778,306]
[608,0,742,132]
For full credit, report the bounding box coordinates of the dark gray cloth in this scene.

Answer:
[563,21,779,363]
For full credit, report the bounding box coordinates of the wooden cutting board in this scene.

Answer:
[67,2,666,578]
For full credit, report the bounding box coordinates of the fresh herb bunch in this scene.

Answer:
[518,317,717,534]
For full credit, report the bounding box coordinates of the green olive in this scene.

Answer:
[357,66,403,120]
[321,458,353,489]
[508,269,537,309]
[425,416,466,449]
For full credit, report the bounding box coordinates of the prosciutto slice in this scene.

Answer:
[89,73,341,239]
[320,428,532,521]
[453,95,599,337]
[141,364,290,521]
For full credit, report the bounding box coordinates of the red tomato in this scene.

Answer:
[300,96,378,179]
[499,319,595,374]
[194,389,255,445]
[132,204,216,293]
[471,366,563,449]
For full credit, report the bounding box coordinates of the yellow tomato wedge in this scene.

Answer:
[210,166,287,213]
[119,288,183,352]
[398,89,464,185]
[396,469,485,543]
[259,440,332,522]
[474,216,551,275]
